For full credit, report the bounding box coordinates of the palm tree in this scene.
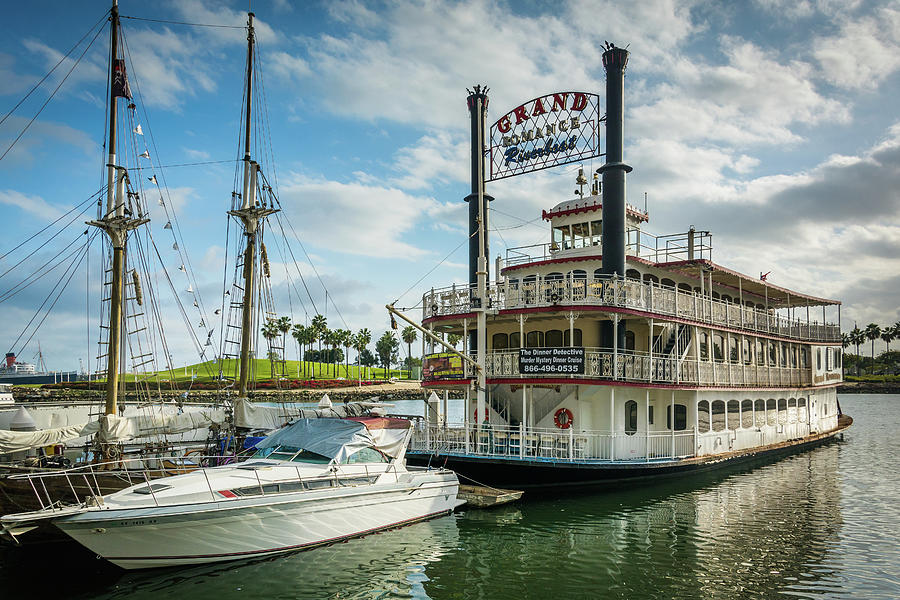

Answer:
[881,327,895,354]
[447,333,462,350]
[354,328,371,384]
[337,329,352,378]
[324,328,340,378]
[865,323,881,374]
[310,314,327,378]
[261,319,281,379]
[292,324,311,378]
[850,326,864,376]
[401,326,418,379]
[276,316,292,375]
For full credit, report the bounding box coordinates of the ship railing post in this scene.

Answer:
[519,421,525,458]
[568,426,574,460]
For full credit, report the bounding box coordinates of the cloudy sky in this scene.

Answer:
[0,0,898,371]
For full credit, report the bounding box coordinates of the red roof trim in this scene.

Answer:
[541,201,649,223]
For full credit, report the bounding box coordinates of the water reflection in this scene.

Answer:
[429,445,843,599]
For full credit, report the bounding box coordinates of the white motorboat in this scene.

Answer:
[2,416,461,569]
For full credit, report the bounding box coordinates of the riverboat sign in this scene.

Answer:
[423,352,466,381]
[488,92,602,182]
[518,347,585,375]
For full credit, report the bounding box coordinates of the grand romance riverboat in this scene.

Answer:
[405,46,850,488]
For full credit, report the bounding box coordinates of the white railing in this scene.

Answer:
[479,348,811,387]
[423,276,840,343]
[410,422,696,462]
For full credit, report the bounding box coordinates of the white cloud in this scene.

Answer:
[812,6,900,90]
[0,189,63,219]
[277,173,447,259]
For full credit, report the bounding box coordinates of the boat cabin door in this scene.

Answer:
[809,397,818,434]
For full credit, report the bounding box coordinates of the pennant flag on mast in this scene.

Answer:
[112,59,132,99]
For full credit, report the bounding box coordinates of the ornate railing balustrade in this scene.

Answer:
[409,422,696,463]
[479,348,811,387]
[423,276,840,343]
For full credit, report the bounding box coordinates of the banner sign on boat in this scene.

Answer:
[518,347,585,375]
[488,92,602,182]
[423,352,466,381]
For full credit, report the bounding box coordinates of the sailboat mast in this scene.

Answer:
[104,0,124,417]
[233,13,269,398]
[88,0,148,419]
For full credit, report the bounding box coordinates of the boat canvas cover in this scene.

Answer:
[347,417,411,460]
[256,418,379,463]
[232,397,369,430]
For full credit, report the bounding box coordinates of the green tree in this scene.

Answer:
[401,326,418,379]
[276,316,292,375]
[337,329,353,378]
[261,319,281,379]
[376,331,400,379]
[850,326,865,376]
[310,314,327,377]
[882,327,896,354]
[447,333,462,350]
[865,323,881,373]
[354,328,372,383]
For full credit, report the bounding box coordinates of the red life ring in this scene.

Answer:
[554,408,574,429]
[473,407,489,422]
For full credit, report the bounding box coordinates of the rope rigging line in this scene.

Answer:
[11,230,98,355]
[0,191,99,262]
[0,9,110,128]
[0,195,98,282]
[0,16,107,162]
[0,231,89,304]
[121,26,215,358]
[120,15,246,29]
[392,229,477,306]
[130,159,238,170]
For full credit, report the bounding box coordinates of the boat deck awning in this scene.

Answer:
[655,259,840,308]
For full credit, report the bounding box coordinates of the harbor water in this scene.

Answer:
[1,394,897,599]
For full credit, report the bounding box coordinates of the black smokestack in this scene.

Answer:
[598,44,632,350]
[465,86,493,290]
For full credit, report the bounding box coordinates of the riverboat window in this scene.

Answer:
[780,343,787,367]
[722,294,732,303]
[525,331,544,348]
[778,399,788,424]
[594,268,604,280]
[817,348,822,370]
[741,400,753,428]
[546,272,564,281]
[727,400,740,430]
[661,278,676,289]
[823,400,829,416]
[563,329,582,346]
[509,332,520,349]
[768,341,777,366]
[626,269,641,280]
[523,275,537,304]
[590,220,602,245]
[678,283,692,294]
[643,273,659,285]
[711,400,726,432]
[788,398,798,423]
[766,399,777,425]
[667,404,688,431]
[572,270,587,296]
[545,330,563,348]
[649,406,654,425]
[826,347,832,370]
[756,340,764,366]
[801,348,808,369]
[799,398,807,421]
[742,339,751,365]
[712,291,721,300]
[713,335,725,362]
[697,401,710,432]
[492,333,509,350]
[729,336,739,363]
[625,400,638,435]
[699,333,709,360]
[625,331,635,351]
[755,399,766,427]
[571,222,589,247]
[791,345,798,368]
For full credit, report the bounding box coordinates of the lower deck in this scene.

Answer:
[414,384,841,464]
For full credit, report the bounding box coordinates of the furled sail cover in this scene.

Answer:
[255,418,377,464]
